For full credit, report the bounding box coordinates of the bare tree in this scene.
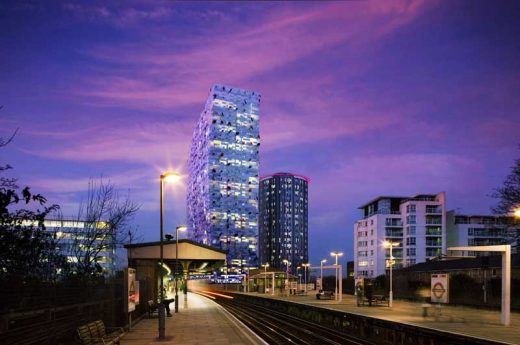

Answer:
[492,146,520,244]
[492,148,520,215]
[65,178,140,276]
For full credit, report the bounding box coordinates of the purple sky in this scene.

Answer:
[1,0,519,264]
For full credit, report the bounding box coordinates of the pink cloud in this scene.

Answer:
[310,152,484,212]
[22,121,193,168]
[73,0,434,109]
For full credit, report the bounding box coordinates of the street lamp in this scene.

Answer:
[330,252,343,299]
[383,240,400,308]
[283,259,290,293]
[320,259,327,290]
[297,266,301,289]
[262,263,269,293]
[302,263,310,293]
[158,171,180,340]
[513,207,520,219]
[175,225,187,313]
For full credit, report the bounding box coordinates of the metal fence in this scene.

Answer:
[0,276,135,344]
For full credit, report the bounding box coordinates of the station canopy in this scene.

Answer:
[125,239,227,274]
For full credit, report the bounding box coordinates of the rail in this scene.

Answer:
[202,292,368,345]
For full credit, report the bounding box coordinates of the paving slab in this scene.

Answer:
[121,292,265,345]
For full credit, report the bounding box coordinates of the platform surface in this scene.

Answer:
[240,290,520,345]
[121,292,265,345]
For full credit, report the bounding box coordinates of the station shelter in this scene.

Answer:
[247,269,299,295]
[124,239,227,304]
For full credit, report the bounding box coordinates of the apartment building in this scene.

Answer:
[354,192,446,278]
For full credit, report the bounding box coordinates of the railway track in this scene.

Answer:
[196,291,373,345]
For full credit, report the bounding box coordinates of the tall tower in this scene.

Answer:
[187,84,260,272]
[259,173,309,274]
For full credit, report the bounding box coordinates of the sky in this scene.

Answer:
[1,0,519,265]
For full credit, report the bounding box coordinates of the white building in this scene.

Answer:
[447,211,520,255]
[23,219,117,275]
[354,192,446,278]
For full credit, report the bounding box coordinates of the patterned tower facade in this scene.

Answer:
[259,173,309,274]
[187,84,260,272]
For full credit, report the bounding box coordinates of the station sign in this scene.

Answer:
[431,273,449,303]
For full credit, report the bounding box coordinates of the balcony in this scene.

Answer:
[426,248,442,257]
[425,217,442,225]
[470,229,504,237]
[425,239,442,247]
[362,210,401,219]
[385,219,404,227]
[425,228,442,236]
[425,206,442,214]
[385,230,403,237]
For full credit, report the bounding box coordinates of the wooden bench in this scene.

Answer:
[362,295,388,306]
[77,320,124,345]
[316,290,334,300]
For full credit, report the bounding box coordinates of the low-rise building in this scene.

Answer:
[354,192,446,279]
[446,211,520,255]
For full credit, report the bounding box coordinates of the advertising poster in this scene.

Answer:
[128,268,136,312]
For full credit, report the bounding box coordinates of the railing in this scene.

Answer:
[425,207,442,214]
[425,240,442,247]
[385,220,404,227]
[362,210,401,219]
[385,230,403,237]
[470,231,504,237]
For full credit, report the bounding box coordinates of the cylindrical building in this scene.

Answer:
[259,173,309,274]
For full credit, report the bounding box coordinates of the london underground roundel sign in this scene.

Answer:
[431,274,449,303]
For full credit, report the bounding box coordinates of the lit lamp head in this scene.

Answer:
[161,171,181,183]
[514,207,520,219]
[176,225,188,232]
[383,241,400,248]
[321,259,327,264]
[330,251,343,257]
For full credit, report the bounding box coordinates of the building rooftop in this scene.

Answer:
[260,172,310,184]
[357,193,442,209]
[124,238,228,254]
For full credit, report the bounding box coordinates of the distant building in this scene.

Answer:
[447,211,520,255]
[259,173,309,274]
[187,84,261,272]
[346,261,354,278]
[24,219,116,275]
[354,192,446,279]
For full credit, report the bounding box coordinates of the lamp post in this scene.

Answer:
[283,259,290,293]
[383,240,400,308]
[158,172,180,340]
[330,251,343,299]
[320,259,327,290]
[262,263,269,293]
[175,225,187,313]
[302,263,310,293]
[297,266,301,289]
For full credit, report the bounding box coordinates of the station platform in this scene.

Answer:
[121,292,265,345]
[238,290,520,345]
